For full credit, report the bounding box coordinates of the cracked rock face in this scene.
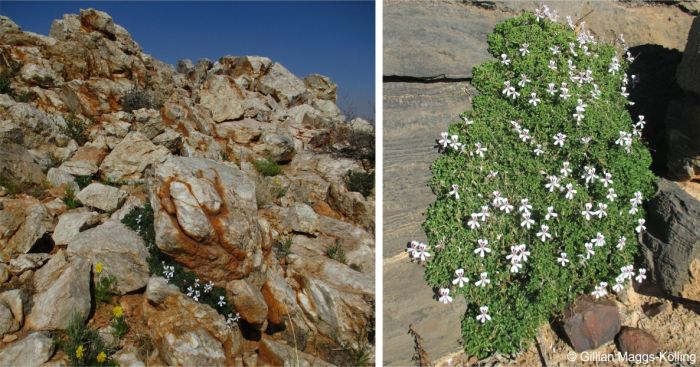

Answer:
[149,156,264,282]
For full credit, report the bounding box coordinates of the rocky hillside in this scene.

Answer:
[0,9,374,367]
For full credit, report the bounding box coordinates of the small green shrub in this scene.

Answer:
[0,71,11,95]
[273,235,293,259]
[326,240,347,264]
[122,204,236,320]
[419,9,656,358]
[345,170,374,198]
[60,114,89,146]
[110,306,128,339]
[94,263,117,304]
[75,175,93,189]
[122,88,154,113]
[63,187,81,209]
[253,158,282,177]
[55,313,116,366]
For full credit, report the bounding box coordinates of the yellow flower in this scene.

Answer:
[96,351,107,363]
[75,345,84,360]
[112,305,123,318]
[95,262,104,274]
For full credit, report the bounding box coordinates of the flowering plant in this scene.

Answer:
[419,8,655,358]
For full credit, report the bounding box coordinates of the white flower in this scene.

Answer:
[437,132,449,149]
[478,205,490,221]
[204,281,214,293]
[567,59,576,71]
[546,84,557,97]
[448,184,460,199]
[502,81,519,99]
[449,135,462,150]
[613,278,624,293]
[609,56,620,75]
[596,202,608,218]
[548,60,558,70]
[631,191,643,206]
[580,136,593,145]
[533,144,545,156]
[476,306,491,323]
[492,191,505,208]
[584,242,595,259]
[518,74,531,87]
[500,199,514,213]
[635,115,646,130]
[606,188,618,202]
[500,53,511,65]
[186,286,194,297]
[545,175,561,192]
[553,133,566,147]
[635,218,646,233]
[591,282,608,299]
[620,265,635,280]
[582,165,598,184]
[474,239,491,258]
[217,296,226,307]
[520,217,534,233]
[528,92,541,106]
[226,313,241,327]
[593,232,605,247]
[194,279,200,288]
[617,236,627,250]
[162,264,175,282]
[517,243,531,262]
[621,85,629,98]
[573,99,587,122]
[475,272,490,287]
[452,268,469,287]
[461,115,474,126]
[559,83,571,99]
[519,43,530,56]
[192,290,200,302]
[626,51,635,63]
[591,83,601,99]
[519,198,533,213]
[438,288,453,304]
[635,268,647,283]
[545,206,558,220]
[467,213,481,230]
[536,224,552,242]
[510,261,523,273]
[616,131,633,153]
[551,45,561,55]
[560,161,572,177]
[473,142,487,158]
[568,42,578,57]
[581,202,596,221]
[406,240,420,257]
[565,183,577,200]
[519,128,531,142]
[506,245,521,263]
[414,243,431,262]
[557,252,570,266]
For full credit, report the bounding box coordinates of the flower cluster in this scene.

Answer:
[418,7,655,358]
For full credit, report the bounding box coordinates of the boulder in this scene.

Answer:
[0,290,23,336]
[664,96,700,181]
[46,167,79,193]
[303,74,337,102]
[80,8,117,39]
[214,118,264,144]
[259,337,335,367]
[25,251,91,330]
[283,203,319,235]
[59,146,108,177]
[642,179,700,301]
[199,75,245,122]
[52,209,101,245]
[226,279,268,329]
[19,61,62,88]
[143,277,241,366]
[0,332,55,367]
[0,197,52,261]
[67,220,149,294]
[100,131,170,184]
[677,16,700,96]
[8,253,49,274]
[616,327,660,356]
[257,129,296,163]
[561,296,621,352]
[149,156,263,282]
[257,62,306,107]
[0,143,45,185]
[76,182,128,212]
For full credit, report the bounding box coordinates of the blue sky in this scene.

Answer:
[0,1,375,119]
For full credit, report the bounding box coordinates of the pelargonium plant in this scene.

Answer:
[411,6,655,358]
